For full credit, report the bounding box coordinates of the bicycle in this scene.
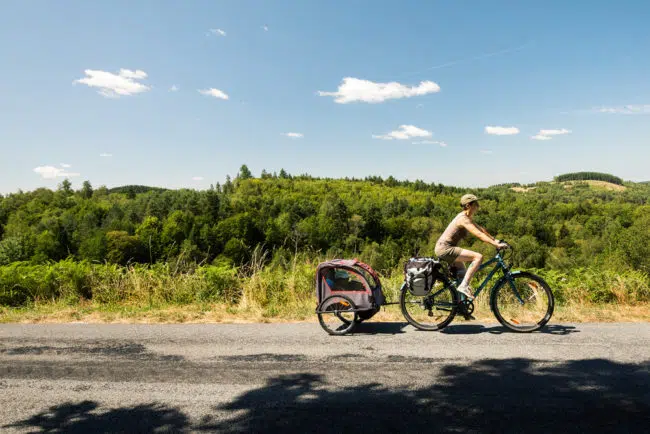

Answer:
[399,243,555,332]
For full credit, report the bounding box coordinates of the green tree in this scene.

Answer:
[317,196,349,248]
[136,216,163,263]
[105,231,144,265]
[161,211,195,257]
[58,179,73,196]
[78,230,107,262]
[80,181,93,199]
[238,164,253,180]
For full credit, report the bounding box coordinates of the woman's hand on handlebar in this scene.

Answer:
[495,239,510,250]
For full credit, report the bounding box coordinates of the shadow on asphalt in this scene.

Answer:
[5,358,648,433]
[3,401,189,433]
[351,321,410,335]
[350,322,579,336]
[441,323,579,335]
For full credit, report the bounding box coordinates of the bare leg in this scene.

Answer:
[453,249,483,290]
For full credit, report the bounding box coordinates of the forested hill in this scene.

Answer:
[1,169,649,277]
[554,172,624,185]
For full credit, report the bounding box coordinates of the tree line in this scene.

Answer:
[1,166,648,278]
[554,172,624,185]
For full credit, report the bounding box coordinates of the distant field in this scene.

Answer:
[563,180,627,192]
[511,181,627,193]
[510,186,537,193]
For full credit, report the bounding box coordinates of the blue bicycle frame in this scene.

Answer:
[441,250,525,304]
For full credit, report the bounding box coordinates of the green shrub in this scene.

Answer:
[199,265,240,303]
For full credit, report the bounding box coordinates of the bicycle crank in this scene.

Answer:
[458,299,474,316]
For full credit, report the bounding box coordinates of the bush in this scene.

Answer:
[0,258,647,311]
[199,265,240,303]
[0,235,34,265]
[0,259,93,306]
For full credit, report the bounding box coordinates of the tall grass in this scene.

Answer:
[0,255,648,321]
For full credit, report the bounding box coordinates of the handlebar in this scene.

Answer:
[496,240,514,262]
[496,243,512,251]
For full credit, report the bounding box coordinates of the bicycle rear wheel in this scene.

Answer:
[400,281,457,331]
[491,271,554,332]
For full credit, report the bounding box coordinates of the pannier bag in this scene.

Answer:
[404,257,442,296]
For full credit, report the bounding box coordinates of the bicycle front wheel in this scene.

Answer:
[491,271,554,332]
[400,281,457,331]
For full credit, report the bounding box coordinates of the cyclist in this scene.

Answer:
[434,194,508,300]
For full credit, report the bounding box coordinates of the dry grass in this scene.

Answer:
[2,301,648,324]
[1,255,648,325]
[510,187,537,193]
[561,180,626,192]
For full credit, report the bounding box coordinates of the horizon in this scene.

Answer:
[2,168,641,196]
[1,1,649,194]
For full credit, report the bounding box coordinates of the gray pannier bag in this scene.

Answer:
[404,257,442,296]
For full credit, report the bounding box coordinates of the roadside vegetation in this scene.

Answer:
[1,167,649,323]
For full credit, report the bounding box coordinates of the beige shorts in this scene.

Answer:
[435,245,463,263]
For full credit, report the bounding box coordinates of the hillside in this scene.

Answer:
[1,169,649,273]
[1,169,649,320]
[554,172,624,185]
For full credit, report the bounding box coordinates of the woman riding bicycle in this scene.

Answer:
[434,194,508,300]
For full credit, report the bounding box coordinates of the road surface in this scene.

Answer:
[1,322,649,433]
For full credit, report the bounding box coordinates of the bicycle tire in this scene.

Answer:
[490,271,555,332]
[317,294,358,336]
[400,282,458,331]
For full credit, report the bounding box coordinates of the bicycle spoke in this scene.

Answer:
[492,272,554,332]
[400,282,457,331]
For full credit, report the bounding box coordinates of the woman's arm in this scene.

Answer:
[462,218,501,247]
[477,225,496,241]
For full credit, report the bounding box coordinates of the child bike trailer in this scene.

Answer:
[315,259,385,335]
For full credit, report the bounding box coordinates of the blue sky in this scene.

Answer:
[1,0,649,194]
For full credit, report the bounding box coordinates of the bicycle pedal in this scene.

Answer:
[463,314,476,321]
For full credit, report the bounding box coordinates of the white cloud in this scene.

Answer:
[318,78,440,104]
[539,128,571,136]
[60,163,71,168]
[531,128,571,141]
[192,176,204,181]
[170,85,179,92]
[485,126,520,136]
[208,28,226,36]
[100,153,112,157]
[74,69,150,98]
[373,125,432,140]
[262,25,269,31]
[33,165,80,179]
[596,104,650,114]
[480,150,493,154]
[283,132,304,139]
[412,140,447,147]
[199,88,229,100]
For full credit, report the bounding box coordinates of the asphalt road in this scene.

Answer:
[1,322,649,433]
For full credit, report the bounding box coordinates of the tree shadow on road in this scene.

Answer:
[5,358,648,433]
[196,358,649,433]
[3,400,188,433]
